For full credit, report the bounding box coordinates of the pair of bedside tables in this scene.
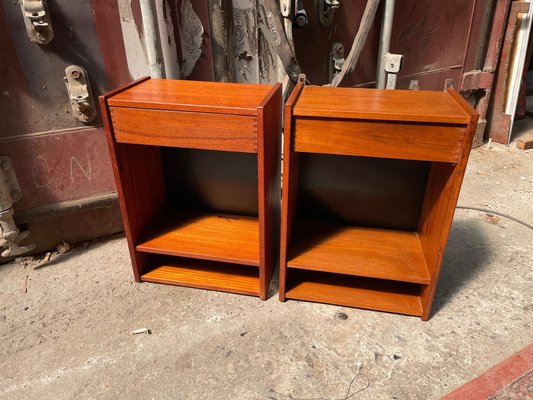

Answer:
[100,77,477,320]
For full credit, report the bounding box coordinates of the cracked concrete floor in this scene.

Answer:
[0,141,532,400]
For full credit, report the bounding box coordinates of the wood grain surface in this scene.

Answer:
[257,83,282,299]
[285,270,423,316]
[137,210,260,266]
[417,88,479,320]
[108,78,274,116]
[279,79,305,301]
[288,220,430,284]
[294,86,471,124]
[99,76,163,281]
[293,118,465,162]
[142,257,260,296]
[111,107,257,153]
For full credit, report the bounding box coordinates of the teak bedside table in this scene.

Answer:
[100,78,281,300]
[279,79,478,320]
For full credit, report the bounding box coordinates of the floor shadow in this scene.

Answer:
[430,219,491,317]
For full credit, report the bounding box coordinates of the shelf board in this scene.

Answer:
[285,270,423,316]
[137,210,260,266]
[142,258,260,296]
[287,220,430,284]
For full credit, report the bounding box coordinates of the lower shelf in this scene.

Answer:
[141,257,260,297]
[285,270,423,317]
[137,209,260,266]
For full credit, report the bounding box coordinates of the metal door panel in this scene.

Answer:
[2,128,115,211]
[292,0,491,90]
[1,0,109,135]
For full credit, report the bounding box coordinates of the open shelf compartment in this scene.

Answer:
[137,209,260,267]
[287,220,430,284]
[285,270,423,317]
[142,256,260,297]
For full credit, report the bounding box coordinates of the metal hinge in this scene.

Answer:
[318,0,340,27]
[329,42,345,82]
[384,52,404,89]
[64,65,97,123]
[21,0,54,45]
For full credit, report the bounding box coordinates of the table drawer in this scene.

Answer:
[110,107,257,153]
[293,118,466,162]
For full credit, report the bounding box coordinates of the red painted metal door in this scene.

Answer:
[292,0,492,89]
[0,1,130,257]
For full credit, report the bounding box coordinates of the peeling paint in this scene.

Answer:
[178,0,204,78]
[118,0,150,78]
[233,2,258,82]
[258,28,276,83]
[238,51,254,62]
[157,0,181,79]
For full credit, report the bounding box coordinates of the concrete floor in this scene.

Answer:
[1,139,532,400]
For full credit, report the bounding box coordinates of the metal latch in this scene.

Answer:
[64,65,97,123]
[0,157,36,257]
[329,42,345,82]
[21,0,54,45]
[383,52,404,89]
[318,0,340,26]
[293,0,308,28]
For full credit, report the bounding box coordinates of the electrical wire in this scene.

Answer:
[456,205,533,230]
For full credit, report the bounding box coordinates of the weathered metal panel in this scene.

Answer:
[232,0,260,82]
[292,0,380,86]
[92,0,132,88]
[1,128,116,211]
[1,0,109,136]
[183,0,214,81]
[291,0,492,90]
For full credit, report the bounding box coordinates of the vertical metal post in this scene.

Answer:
[140,0,165,78]
[376,0,395,89]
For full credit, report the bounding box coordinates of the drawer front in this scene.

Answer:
[110,107,257,153]
[293,118,466,163]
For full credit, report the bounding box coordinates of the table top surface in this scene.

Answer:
[108,79,277,116]
[294,86,472,124]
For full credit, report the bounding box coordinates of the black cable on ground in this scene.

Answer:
[456,205,533,230]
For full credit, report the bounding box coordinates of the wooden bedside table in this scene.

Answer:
[100,78,281,300]
[279,78,478,320]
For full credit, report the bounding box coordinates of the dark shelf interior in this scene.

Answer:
[296,153,430,231]
[161,147,259,217]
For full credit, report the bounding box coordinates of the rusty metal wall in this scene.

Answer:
[0,0,126,259]
[292,0,493,90]
[1,0,110,135]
